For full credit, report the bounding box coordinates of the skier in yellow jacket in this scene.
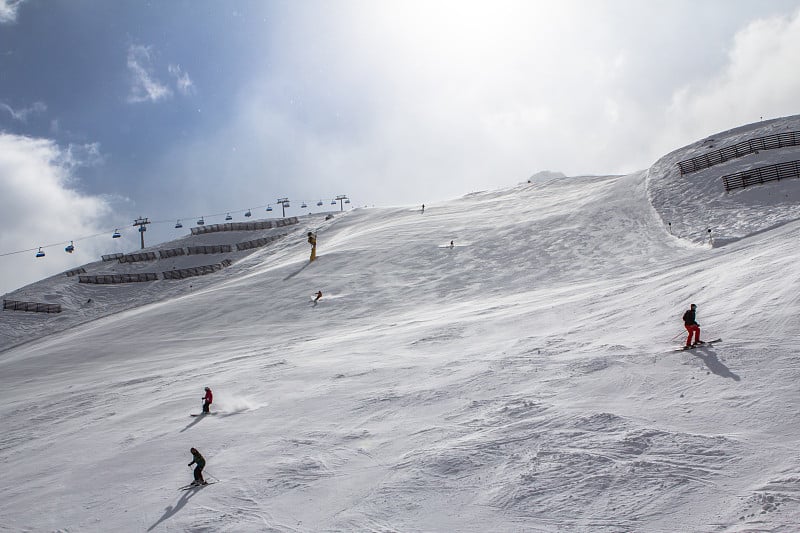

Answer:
[307,232,317,262]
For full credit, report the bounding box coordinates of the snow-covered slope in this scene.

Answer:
[2,117,800,532]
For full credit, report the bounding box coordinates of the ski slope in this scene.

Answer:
[2,116,800,532]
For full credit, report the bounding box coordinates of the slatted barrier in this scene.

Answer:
[64,267,87,277]
[190,217,298,235]
[3,299,62,313]
[118,252,158,263]
[235,233,287,251]
[162,259,233,280]
[678,131,800,175]
[187,244,232,255]
[722,160,800,192]
[102,253,124,262]
[79,273,158,284]
[159,248,186,259]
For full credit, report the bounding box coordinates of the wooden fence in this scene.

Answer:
[162,259,232,280]
[236,233,287,251]
[722,160,800,192]
[187,245,232,255]
[3,299,62,313]
[79,272,158,284]
[190,217,298,235]
[678,131,800,175]
[118,252,158,263]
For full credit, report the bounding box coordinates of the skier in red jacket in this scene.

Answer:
[202,387,213,414]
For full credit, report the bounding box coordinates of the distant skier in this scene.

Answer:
[313,290,322,305]
[682,303,702,347]
[449,240,454,249]
[202,387,213,414]
[307,232,317,262]
[188,447,207,486]
[421,204,425,214]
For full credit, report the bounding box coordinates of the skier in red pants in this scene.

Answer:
[682,303,702,347]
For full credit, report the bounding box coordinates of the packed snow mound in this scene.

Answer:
[647,114,800,245]
[527,170,567,183]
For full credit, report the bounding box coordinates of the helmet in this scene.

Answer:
[690,304,697,309]
[204,387,210,391]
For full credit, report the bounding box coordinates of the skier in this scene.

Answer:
[421,204,425,214]
[313,290,322,304]
[682,303,702,347]
[449,240,454,248]
[188,447,207,486]
[202,386,213,414]
[307,232,317,262]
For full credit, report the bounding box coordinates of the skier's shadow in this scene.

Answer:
[693,348,741,381]
[147,486,201,531]
[179,414,206,433]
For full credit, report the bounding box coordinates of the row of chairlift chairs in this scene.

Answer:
[174,199,351,229]
[36,198,353,256]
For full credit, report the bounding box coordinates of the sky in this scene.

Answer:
[2,0,800,294]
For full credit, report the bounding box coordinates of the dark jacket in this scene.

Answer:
[190,450,206,468]
[683,308,698,326]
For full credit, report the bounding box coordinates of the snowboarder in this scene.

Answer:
[313,290,322,305]
[202,386,213,414]
[682,303,702,347]
[307,232,317,262]
[188,447,207,485]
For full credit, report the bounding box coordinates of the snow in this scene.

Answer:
[3,116,800,531]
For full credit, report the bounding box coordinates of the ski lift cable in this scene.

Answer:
[2,196,341,259]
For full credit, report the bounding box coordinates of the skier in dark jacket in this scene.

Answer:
[188,447,207,485]
[202,387,213,414]
[682,303,702,347]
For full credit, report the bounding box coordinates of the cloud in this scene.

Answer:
[0,0,24,24]
[0,134,117,294]
[127,45,172,103]
[658,9,800,158]
[0,101,46,122]
[168,64,195,96]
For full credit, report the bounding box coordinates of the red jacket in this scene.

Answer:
[204,389,213,404]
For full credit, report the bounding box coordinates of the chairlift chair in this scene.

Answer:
[175,220,183,229]
[225,213,233,221]
[316,200,323,206]
[345,199,351,204]
[138,225,146,233]
[112,229,121,238]
[301,202,308,208]
[65,241,75,253]
[331,200,336,205]
[36,247,45,258]
[197,217,205,225]
[245,209,252,217]
[266,205,273,212]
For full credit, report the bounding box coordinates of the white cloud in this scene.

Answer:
[168,64,195,95]
[659,9,800,157]
[0,101,46,122]
[0,0,24,24]
[0,134,116,294]
[127,45,172,104]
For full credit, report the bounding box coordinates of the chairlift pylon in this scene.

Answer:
[65,241,75,253]
[36,247,45,258]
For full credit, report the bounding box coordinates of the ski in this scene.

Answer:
[179,481,216,490]
[190,412,217,417]
[673,338,722,352]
